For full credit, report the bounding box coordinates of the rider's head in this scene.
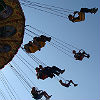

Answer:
[68,14,73,21]
[73,50,76,54]
[59,80,62,83]
[32,87,35,90]
[31,87,36,92]
[39,65,43,68]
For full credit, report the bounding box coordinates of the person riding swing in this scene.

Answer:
[35,65,65,80]
[73,49,90,61]
[59,80,78,88]
[68,8,98,22]
[31,87,52,100]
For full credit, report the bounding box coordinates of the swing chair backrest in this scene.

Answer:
[78,12,85,21]
[73,12,85,22]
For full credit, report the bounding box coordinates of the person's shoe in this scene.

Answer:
[47,37,51,42]
[60,69,65,74]
[87,54,90,58]
[46,95,52,100]
[93,8,98,14]
[91,8,98,14]
[74,84,78,87]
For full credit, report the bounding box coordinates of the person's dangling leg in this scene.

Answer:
[80,8,92,13]
[69,80,78,87]
[52,66,65,74]
[46,36,51,42]
[80,8,98,14]
[69,80,74,84]
[43,91,52,99]
[52,66,61,71]
[40,35,51,42]
[40,35,46,42]
[84,53,90,58]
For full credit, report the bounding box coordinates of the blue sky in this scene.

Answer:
[0,0,100,100]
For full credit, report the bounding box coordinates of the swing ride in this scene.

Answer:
[0,0,99,100]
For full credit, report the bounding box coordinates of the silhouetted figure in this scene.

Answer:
[24,35,51,53]
[31,87,52,100]
[33,35,51,43]
[68,8,98,22]
[59,80,78,88]
[36,65,65,80]
[73,49,90,61]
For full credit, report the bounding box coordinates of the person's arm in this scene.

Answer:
[73,11,79,16]
[79,49,82,53]
[79,49,84,52]
[79,49,85,54]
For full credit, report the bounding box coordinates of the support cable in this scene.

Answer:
[21,2,68,19]
[20,0,74,12]
[0,89,7,100]
[0,72,18,100]
[0,72,14,100]
[20,1,69,16]
[25,25,80,50]
[16,54,35,74]
[9,64,31,92]
[10,62,37,88]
